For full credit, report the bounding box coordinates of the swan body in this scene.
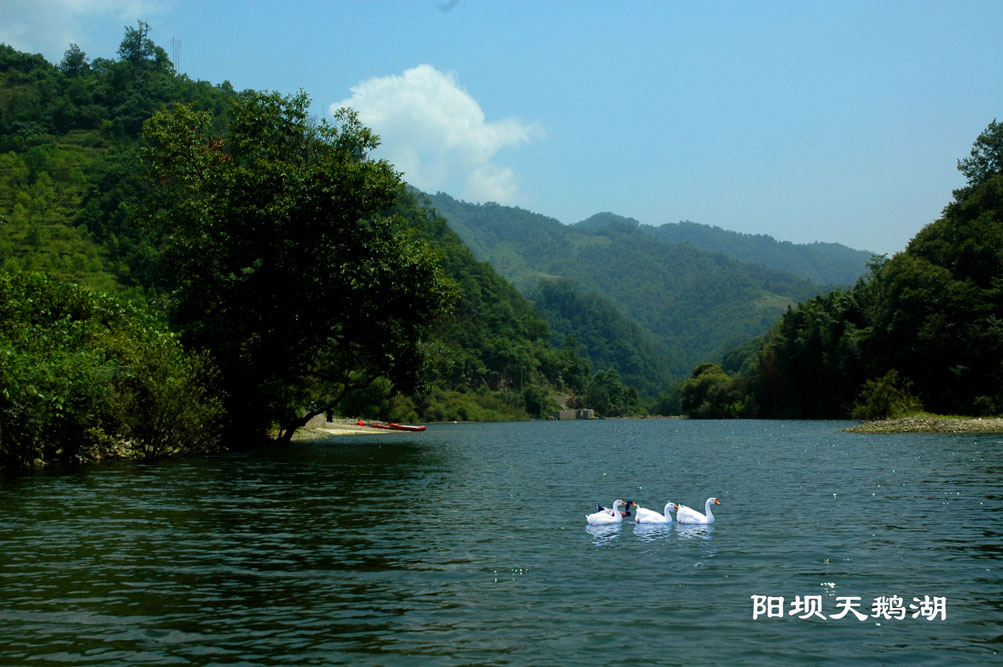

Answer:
[586,499,626,525]
[676,497,719,524]
[634,501,677,524]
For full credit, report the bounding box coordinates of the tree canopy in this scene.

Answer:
[142,92,453,442]
[957,119,1002,191]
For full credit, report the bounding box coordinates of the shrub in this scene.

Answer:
[0,272,224,468]
[851,369,922,421]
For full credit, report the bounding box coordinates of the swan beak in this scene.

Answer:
[714,499,720,504]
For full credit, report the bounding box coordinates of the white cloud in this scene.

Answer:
[0,0,163,63]
[331,64,542,204]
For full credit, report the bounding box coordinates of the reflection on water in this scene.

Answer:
[1,421,1001,664]
[588,520,715,546]
[631,523,673,542]
[675,523,715,541]
[585,523,621,546]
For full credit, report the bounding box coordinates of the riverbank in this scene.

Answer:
[294,414,1003,438]
[844,414,1003,433]
[291,416,384,441]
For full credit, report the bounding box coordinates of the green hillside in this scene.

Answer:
[633,217,873,286]
[394,193,596,419]
[532,278,682,396]
[426,191,826,385]
[0,29,235,294]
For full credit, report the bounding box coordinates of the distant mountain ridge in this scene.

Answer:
[425,192,863,393]
[576,212,875,286]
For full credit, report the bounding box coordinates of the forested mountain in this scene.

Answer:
[532,278,681,396]
[394,194,598,419]
[426,192,832,388]
[0,27,639,468]
[9,21,991,456]
[0,31,236,295]
[633,218,873,286]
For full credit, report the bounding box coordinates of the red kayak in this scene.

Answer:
[357,420,427,432]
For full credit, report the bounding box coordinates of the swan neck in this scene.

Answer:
[704,499,715,521]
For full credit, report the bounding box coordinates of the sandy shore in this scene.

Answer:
[290,417,388,441]
[844,415,1003,434]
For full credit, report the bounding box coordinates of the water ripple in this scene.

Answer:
[1,421,1001,663]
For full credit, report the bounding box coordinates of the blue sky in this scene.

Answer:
[3,1,1002,255]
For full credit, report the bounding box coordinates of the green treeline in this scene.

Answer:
[396,193,594,420]
[684,120,1003,420]
[0,24,235,293]
[0,25,627,468]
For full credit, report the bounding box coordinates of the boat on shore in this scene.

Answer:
[357,420,427,432]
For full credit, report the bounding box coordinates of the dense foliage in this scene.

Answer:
[396,192,656,420]
[0,272,223,468]
[679,363,745,419]
[580,368,643,418]
[714,120,1003,419]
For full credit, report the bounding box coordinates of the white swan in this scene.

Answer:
[586,499,626,525]
[634,501,678,524]
[676,497,719,524]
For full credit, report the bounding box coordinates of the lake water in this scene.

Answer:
[1,420,1001,664]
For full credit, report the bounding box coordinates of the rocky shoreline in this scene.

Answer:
[844,415,1003,434]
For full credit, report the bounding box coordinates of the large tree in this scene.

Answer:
[142,92,452,442]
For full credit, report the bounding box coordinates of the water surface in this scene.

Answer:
[2,420,1000,664]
